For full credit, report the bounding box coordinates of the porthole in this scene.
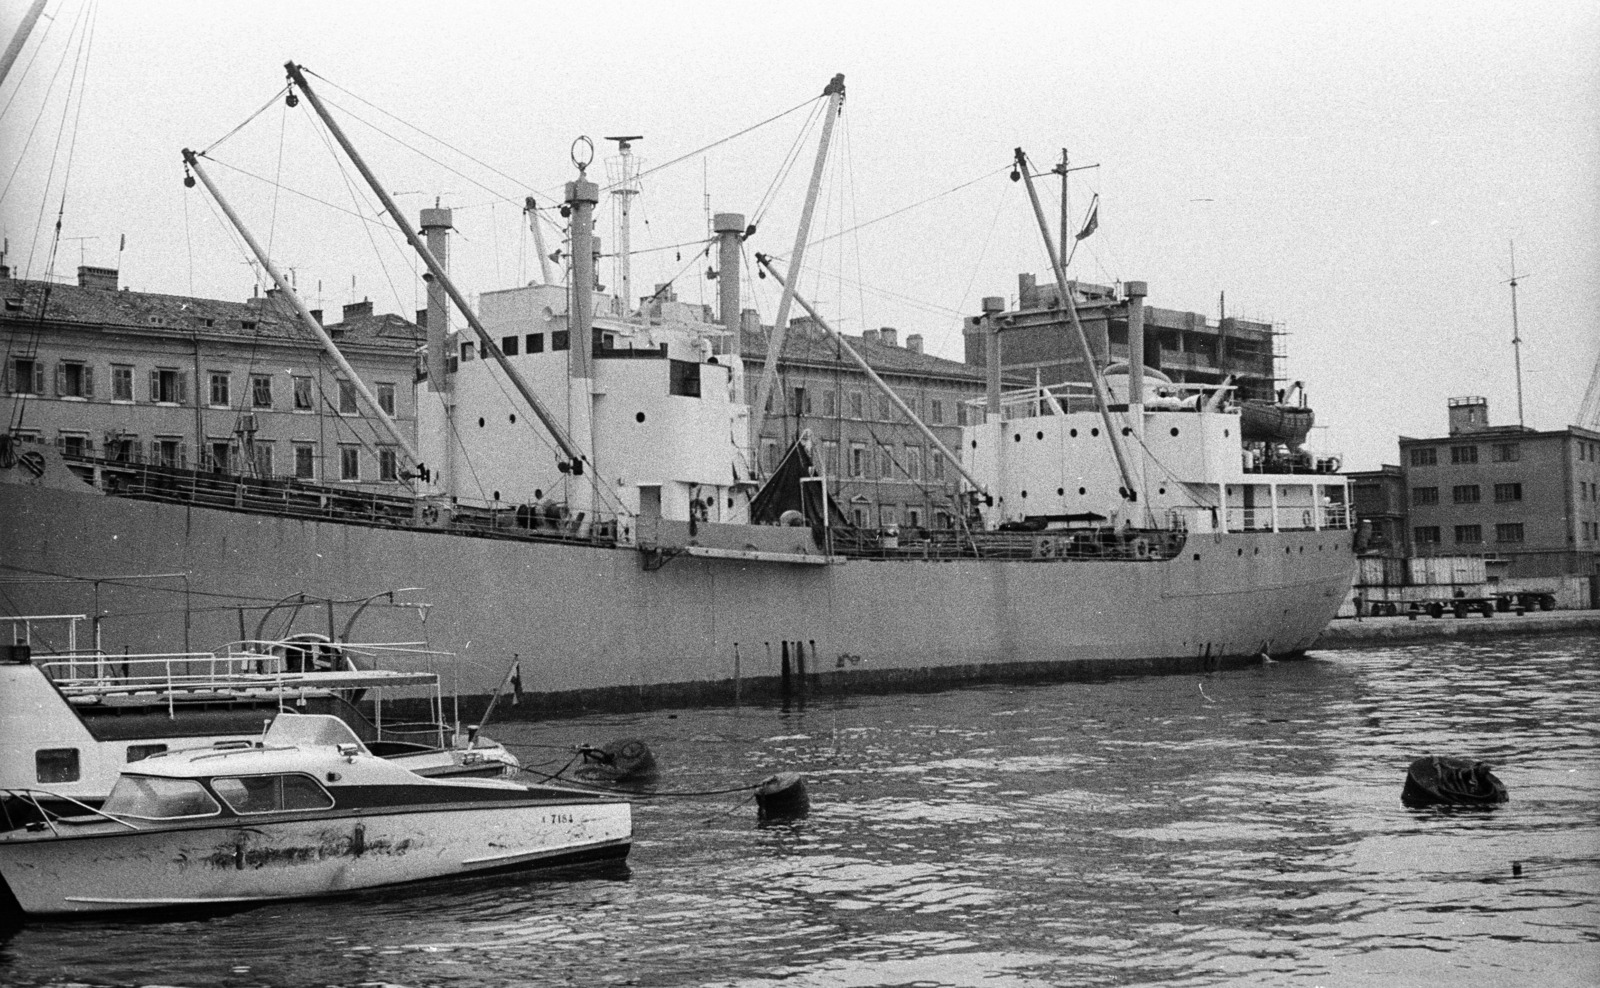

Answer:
[1237,548,1243,556]
[1121,426,1131,436]
[1070,428,1078,438]
[1014,434,1022,443]
[636,412,646,423]
[971,440,978,448]
[1224,429,1230,437]
[1170,427,1180,437]
[534,488,544,499]
[1056,487,1064,496]
[1091,427,1100,437]
[1078,486,1086,495]
[1021,490,1028,498]
[1192,553,1200,561]
[478,417,485,428]
[1036,431,1044,441]
[493,490,500,501]
[1159,487,1166,495]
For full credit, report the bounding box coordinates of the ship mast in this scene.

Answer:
[1013,147,1141,511]
[604,136,642,317]
[756,254,988,498]
[1504,241,1528,429]
[182,149,423,473]
[283,62,586,474]
[749,73,846,457]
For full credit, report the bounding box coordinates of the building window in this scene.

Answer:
[292,375,313,411]
[1411,486,1438,506]
[821,440,839,477]
[207,440,233,474]
[251,441,273,477]
[822,390,837,417]
[112,364,134,401]
[957,403,969,427]
[5,356,44,394]
[849,392,864,419]
[931,453,945,481]
[905,445,923,482]
[1493,482,1522,503]
[207,372,230,407]
[338,380,357,414]
[1450,445,1478,465]
[57,360,92,398]
[1409,447,1437,467]
[1452,484,1480,504]
[1413,526,1441,545]
[58,432,90,457]
[377,382,396,416]
[106,435,139,463]
[293,444,315,480]
[930,399,944,425]
[906,507,922,529]
[153,437,185,469]
[877,395,892,421]
[501,335,520,356]
[1495,523,1525,543]
[251,374,273,409]
[880,504,898,528]
[789,386,810,416]
[852,507,867,527]
[460,341,476,362]
[526,333,545,353]
[1492,443,1520,463]
[762,439,779,472]
[1454,524,1482,544]
[378,448,398,482]
[879,445,894,480]
[849,444,866,478]
[551,330,570,351]
[339,446,360,481]
[150,368,188,404]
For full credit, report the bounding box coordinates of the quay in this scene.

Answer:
[1314,609,1600,649]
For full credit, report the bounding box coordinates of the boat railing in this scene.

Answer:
[0,788,141,835]
[64,449,625,549]
[822,524,1187,562]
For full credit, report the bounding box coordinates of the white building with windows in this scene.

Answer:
[0,266,420,492]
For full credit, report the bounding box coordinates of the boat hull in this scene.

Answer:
[0,800,631,916]
[0,462,1357,710]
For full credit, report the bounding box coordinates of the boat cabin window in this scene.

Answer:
[211,774,334,815]
[102,776,220,819]
[35,748,81,783]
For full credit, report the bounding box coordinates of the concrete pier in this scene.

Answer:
[1314,609,1600,649]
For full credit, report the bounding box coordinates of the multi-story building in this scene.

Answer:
[1,266,422,492]
[1347,464,1407,555]
[742,317,986,532]
[1398,397,1600,582]
[963,273,1280,403]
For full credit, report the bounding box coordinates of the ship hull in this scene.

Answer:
[1,467,1356,712]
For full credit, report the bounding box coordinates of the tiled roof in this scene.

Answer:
[0,278,420,349]
[738,321,981,382]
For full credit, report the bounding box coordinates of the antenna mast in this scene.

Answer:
[1504,241,1530,429]
[604,136,643,317]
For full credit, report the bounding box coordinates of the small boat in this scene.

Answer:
[2,615,520,826]
[1401,754,1508,807]
[0,713,630,917]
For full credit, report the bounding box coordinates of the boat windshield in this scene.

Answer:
[211,774,335,815]
[101,775,220,820]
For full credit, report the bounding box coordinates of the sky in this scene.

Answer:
[2,0,1596,472]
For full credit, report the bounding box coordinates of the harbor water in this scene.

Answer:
[3,634,1596,987]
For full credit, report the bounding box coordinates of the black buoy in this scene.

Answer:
[574,738,658,784]
[1401,754,1508,807]
[755,772,809,822]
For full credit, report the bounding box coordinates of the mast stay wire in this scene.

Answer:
[0,0,84,212]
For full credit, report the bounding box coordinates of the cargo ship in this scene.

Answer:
[0,68,1357,713]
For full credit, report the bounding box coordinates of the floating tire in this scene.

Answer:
[1131,537,1152,560]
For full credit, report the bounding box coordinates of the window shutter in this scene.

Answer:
[149,370,160,402]
[178,443,189,469]
[2,362,11,393]
[178,372,190,405]
[33,362,45,394]
[55,362,66,396]
[83,366,94,399]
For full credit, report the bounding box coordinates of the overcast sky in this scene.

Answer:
[2,0,1596,471]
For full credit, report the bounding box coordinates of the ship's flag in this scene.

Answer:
[1075,194,1100,241]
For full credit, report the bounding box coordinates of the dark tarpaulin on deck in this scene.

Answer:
[749,439,854,529]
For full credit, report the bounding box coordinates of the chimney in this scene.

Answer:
[415,308,427,329]
[862,329,882,346]
[420,206,453,391]
[1018,272,1038,308]
[905,333,924,354]
[342,298,373,321]
[880,327,898,348]
[309,309,323,325]
[77,266,118,291]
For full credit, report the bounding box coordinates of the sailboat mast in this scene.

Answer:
[756,254,988,497]
[749,74,845,455]
[182,149,422,470]
[1014,147,1140,510]
[283,62,585,470]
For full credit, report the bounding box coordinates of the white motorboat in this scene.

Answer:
[0,713,630,917]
